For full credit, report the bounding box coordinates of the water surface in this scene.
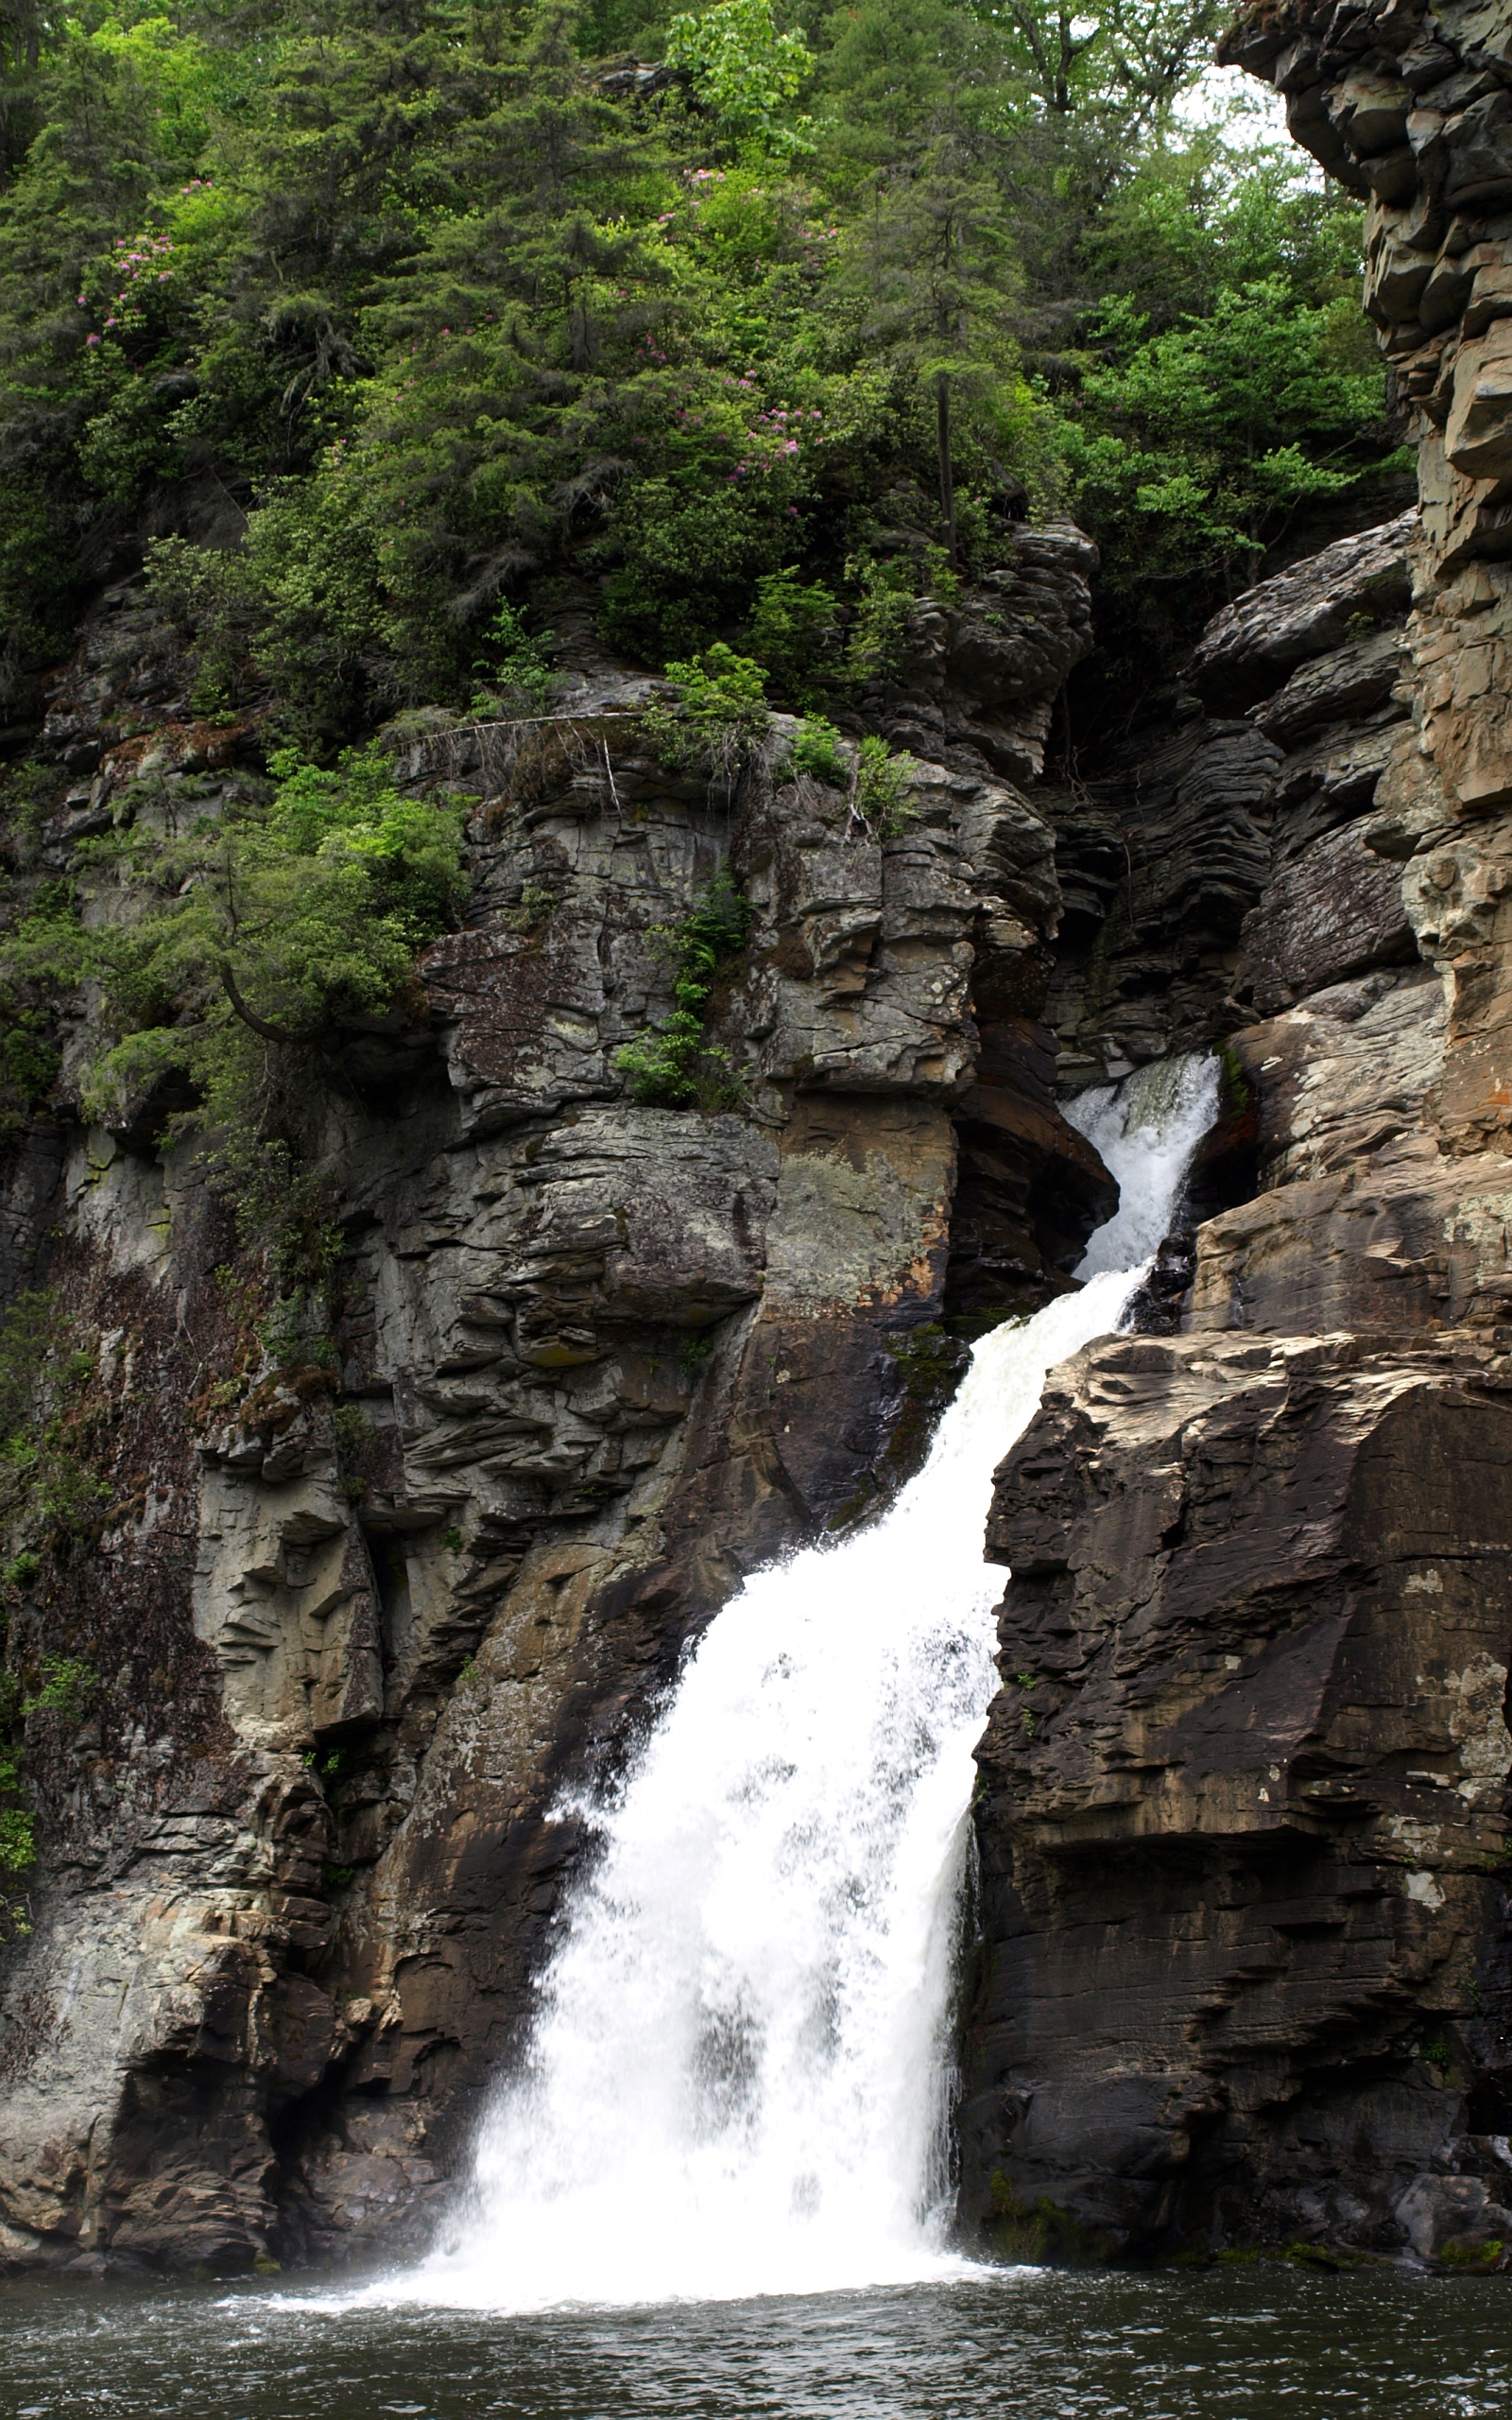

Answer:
[3,2267,1509,2418]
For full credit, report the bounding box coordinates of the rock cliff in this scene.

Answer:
[7,0,1512,2285]
[959,0,1512,2271]
[0,531,1113,2272]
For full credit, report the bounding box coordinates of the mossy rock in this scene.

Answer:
[986,2170,1120,2268]
[1439,2233,1505,2270]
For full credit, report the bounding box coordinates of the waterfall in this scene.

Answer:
[380,1054,1219,2311]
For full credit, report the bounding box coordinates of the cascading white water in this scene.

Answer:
[375,1053,1219,2313]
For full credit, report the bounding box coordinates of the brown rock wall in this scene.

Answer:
[962,1329,1512,2257]
[962,0,1512,2269]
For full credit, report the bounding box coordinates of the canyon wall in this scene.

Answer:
[6,0,1512,2284]
[960,0,1512,2269]
[0,529,1117,2272]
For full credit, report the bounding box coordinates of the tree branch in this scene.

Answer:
[218,961,319,1046]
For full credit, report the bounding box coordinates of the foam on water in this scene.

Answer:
[350,1053,1219,2312]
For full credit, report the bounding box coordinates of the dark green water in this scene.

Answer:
[2,2267,1509,2419]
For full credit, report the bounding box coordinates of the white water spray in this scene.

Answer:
[376,1054,1218,2311]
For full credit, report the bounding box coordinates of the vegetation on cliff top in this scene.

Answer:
[0,0,1394,741]
[0,0,1399,1224]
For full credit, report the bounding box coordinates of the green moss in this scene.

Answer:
[1284,2239,1345,2270]
[880,1326,970,1476]
[1217,1041,1253,1118]
[986,2171,1119,2267]
[1440,2236,1503,2269]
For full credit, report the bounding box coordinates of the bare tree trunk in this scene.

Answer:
[936,372,957,569]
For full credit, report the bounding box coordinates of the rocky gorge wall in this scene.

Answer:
[0,522,1119,2272]
[5,0,1512,2286]
[959,0,1512,2272]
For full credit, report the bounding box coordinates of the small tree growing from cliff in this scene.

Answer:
[641,647,772,783]
[3,745,468,1261]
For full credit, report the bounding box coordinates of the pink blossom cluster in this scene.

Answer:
[729,404,820,483]
[88,233,177,335]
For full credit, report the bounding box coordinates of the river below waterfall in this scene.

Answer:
[3,2267,1510,2415]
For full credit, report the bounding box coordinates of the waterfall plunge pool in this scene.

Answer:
[3,2265,1510,2417]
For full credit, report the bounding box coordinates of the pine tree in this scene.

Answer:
[850,133,1021,564]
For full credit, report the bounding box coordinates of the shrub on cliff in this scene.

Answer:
[641,646,772,781]
[614,868,753,1110]
[3,746,467,1251]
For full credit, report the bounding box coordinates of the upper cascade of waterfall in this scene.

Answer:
[340,1056,1219,2314]
[1067,1054,1219,1278]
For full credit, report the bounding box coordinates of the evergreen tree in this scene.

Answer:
[850,136,1021,564]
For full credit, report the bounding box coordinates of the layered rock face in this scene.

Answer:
[961,0,1512,2267]
[0,538,1112,2272]
[9,0,1512,2284]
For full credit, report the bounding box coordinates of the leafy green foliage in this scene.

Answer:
[747,569,838,700]
[1,745,466,1261]
[613,869,752,1110]
[0,1685,33,1885]
[0,1291,110,1550]
[471,601,556,717]
[789,715,849,786]
[0,0,1383,731]
[23,1654,97,1720]
[332,1405,374,1457]
[1068,278,1387,591]
[844,554,922,686]
[854,735,918,838]
[642,645,771,779]
[846,135,1022,563]
[664,0,815,154]
[0,1801,34,1877]
[0,0,1391,750]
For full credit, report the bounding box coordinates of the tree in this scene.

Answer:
[664,0,815,154]
[985,0,1227,130]
[1067,276,1389,597]
[850,134,1021,563]
[0,0,45,189]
